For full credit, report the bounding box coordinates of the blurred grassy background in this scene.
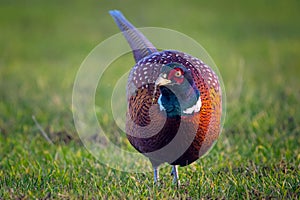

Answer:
[0,0,300,199]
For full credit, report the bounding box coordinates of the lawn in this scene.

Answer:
[0,0,300,199]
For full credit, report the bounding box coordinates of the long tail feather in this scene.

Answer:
[109,10,157,62]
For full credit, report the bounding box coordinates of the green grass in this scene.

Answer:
[1,0,300,199]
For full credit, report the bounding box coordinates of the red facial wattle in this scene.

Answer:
[168,68,184,84]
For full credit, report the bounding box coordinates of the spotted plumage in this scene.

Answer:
[110,10,222,185]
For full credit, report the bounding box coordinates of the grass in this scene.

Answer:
[1,0,300,199]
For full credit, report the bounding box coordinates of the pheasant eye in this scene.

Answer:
[175,71,181,77]
[174,68,183,77]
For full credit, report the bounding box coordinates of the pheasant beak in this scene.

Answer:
[155,74,171,86]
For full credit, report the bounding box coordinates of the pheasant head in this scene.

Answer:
[155,63,201,118]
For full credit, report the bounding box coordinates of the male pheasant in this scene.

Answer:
[109,10,222,185]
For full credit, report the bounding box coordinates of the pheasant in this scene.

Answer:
[109,10,222,185]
